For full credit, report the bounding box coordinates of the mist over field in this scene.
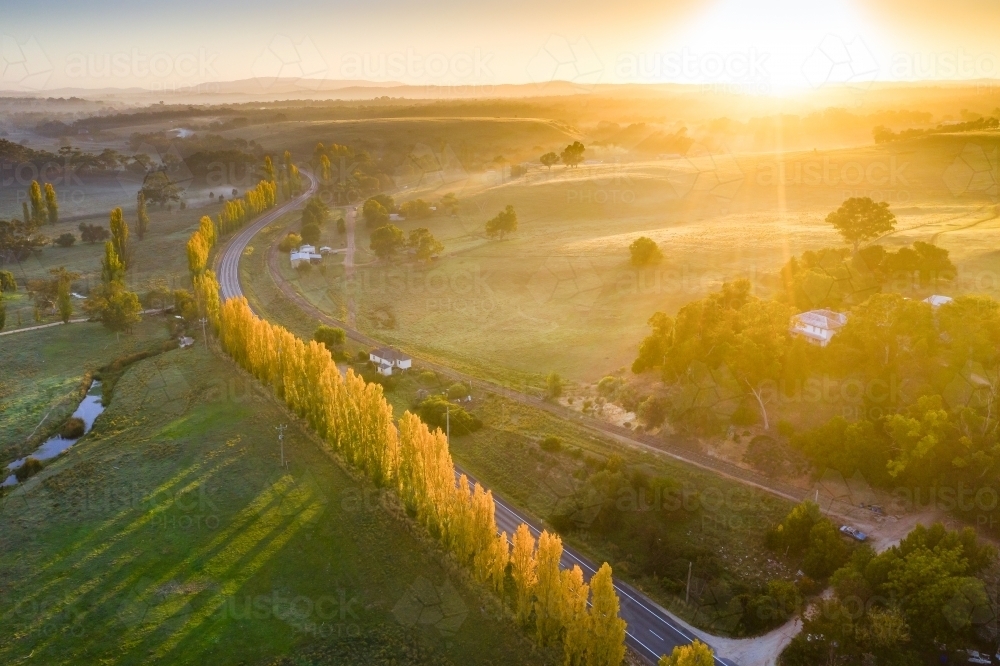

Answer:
[2,3,1000,666]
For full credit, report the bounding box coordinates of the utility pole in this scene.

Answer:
[276,424,287,468]
[685,561,693,604]
[199,317,208,349]
[446,403,450,442]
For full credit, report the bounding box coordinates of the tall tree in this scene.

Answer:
[587,563,626,666]
[560,565,590,666]
[511,523,538,626]
[109,208,131,270]
[28,181,46,225]
[44,183,58,226]
[56,274,73,323]
[136,191,149,240]
[100,241,125,286]
[826,197,896,252]
[534,530,565,645]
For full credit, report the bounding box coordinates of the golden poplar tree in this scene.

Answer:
[560,565,590,666]
[534,530,565,645]
[511,523,538,627]
[587,563,626,666]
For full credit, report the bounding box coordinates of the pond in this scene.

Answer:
[2,380,105,487]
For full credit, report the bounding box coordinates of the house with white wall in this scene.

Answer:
[369,347,412,376]
[790,309,848,347]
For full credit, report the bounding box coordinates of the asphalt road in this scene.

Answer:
[217,172,319,301]
[214,171,737,665]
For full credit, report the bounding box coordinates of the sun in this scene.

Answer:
[647,0,893,94]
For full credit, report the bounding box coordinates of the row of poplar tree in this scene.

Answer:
[183,168,629,665]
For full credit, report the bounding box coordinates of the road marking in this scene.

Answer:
[650,630,663,640]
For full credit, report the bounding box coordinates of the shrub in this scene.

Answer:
[278,233,302,252]
[60,417,86,439]
[416,395,482,436]
[446,382,468,400]
[313,325,346,352]
[54,232,76,247]
[0,270,16,292]
[637,395,668,427]
[540,435,562,452]
[14,457,43,482]
[597,375,620,397]
[419,371,437,385]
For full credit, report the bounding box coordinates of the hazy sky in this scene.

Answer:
[1,0,998,92]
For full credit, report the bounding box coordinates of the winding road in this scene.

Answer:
[214,170,742,665]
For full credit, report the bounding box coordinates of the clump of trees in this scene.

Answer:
[781,523,996,665]
[361,193,397,226]
[399,198,431,219]
[632,279,794,430]
[778,241,956,310]
[408,227,443,262]
[560,141,586,168]
[78,222,110,244]
[140,170,181,207]
[416,395,482,435]
[300,196,329,246]
[765,501,850,579]
[312,143,389,205]
[370,224,404,259]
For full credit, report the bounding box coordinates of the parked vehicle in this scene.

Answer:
[965,649,991,664]
[839,525,868,542]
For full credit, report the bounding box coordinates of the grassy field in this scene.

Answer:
[0,318,171,463]
[1,195,216,331]
[240,252,800,635]
[0,329,554,666]
[272,132,999,390]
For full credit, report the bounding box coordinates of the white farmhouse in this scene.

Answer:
[790,309,848,347]
[290,245,322,268]
[369,347,412,376]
